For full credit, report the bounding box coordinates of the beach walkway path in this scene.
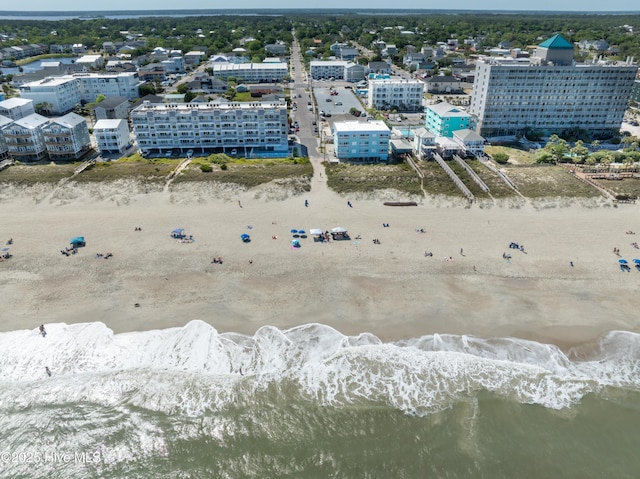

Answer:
[164,157,193,192]
[433,153,475,203]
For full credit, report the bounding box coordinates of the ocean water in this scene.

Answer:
[1,321,639,478]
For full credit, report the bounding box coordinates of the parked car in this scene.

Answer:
[336,102,343,106]
[326,98,332,102]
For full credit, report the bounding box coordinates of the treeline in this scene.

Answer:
[0,13,639,59]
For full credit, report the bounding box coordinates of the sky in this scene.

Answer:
[2,0,639,13]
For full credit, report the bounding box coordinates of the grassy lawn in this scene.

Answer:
[503,165,603,198]
[0,163,77,184]
[174,157,313,191]
[485,145,537,165]
[325,162,423,196]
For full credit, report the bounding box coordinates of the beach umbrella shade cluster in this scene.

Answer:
[241,234,251,243]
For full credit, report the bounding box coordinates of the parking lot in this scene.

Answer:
[313,87,365,117]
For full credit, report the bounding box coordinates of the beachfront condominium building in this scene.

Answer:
[469,34,638,138]
[210,62,288,83]
[0,115,11,160]
[94,119,131,154]
[42,112,91,160]
[131,101,289,156]
[333,120,390,162]
[19,72,144,115]
[1,113,49,161]
[0,98,35,120]
[367,79,424,111]
[425,102,476,138]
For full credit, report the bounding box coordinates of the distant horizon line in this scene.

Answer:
[0,8,639,14]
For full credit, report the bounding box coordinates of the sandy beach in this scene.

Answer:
[1,175,639,349]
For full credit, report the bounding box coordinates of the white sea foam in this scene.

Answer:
[0,321,639,417]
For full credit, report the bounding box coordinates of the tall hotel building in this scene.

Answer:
[131,101,289,156]
[469,35,638,137]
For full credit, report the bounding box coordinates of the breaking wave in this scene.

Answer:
[1,320,638,416]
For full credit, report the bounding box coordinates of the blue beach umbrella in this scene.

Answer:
[298,230,306,235]
[618,259,628,264]
[633,259,640,264]
[290,229,298,234]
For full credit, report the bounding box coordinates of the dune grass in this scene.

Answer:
[325,162,423,196]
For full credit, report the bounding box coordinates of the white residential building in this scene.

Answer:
[0,115,12,160]
[2,113,49,161]
[130,101,288,156]
[161,56,185,74]
[210,62,288,83]
[310,60,349,80]
[75,72,143,103]
[367,79,424,111]
[0,98,35,120]
[333,120,390,162]
[42,112,91,160]
[19,72,143,115]
[18,77,80,115]
[94,119,130,154]
[76,54,105,69]
[470,34,638,137]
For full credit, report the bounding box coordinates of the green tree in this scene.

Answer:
[139,83,156,96]
[544,135,569,163]
[570,140,589,163]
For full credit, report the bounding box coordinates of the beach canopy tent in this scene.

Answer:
[331,227,347,234]
[310,228,323,235]
[241,234,251,242]
[171,228,185,238]
[70,236,86,247]
[291,239,300,247]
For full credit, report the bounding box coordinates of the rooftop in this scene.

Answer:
[0,97,33,108]
[538,34,574,50]
[333,120,390,133]
[13,113,49,129]
[428,102,471,117]
[94,119,126,129]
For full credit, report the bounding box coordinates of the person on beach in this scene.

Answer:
[39,324,46,337]
[45,367,51,377]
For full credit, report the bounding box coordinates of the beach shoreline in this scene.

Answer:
[1,180,639,352]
